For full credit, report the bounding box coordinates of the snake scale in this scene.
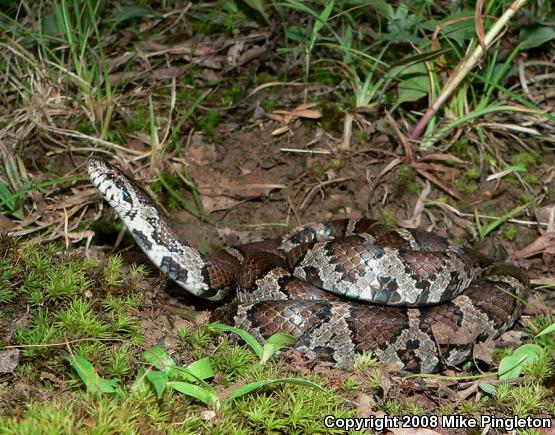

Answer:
[87,159,529,373]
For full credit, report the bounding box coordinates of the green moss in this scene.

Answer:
[506,381,550,417]
[219,83,243,106]
[0,400,82,434]
[503,225,518,241]
[125,102,150,133]
[261,98,277,113]
[454,177,478,194]
[104,254,124,287]
[457,397,489,415]
[382,399,402,416]
[57,298,111,339]
[407,182,422,193]
[465,166,480,180]
[212,343,258,384]
[14,309,61,357]
[198,110,221,143]
[320,102,345,132]
[523,174,540,185]
[451,139,478,159]
[399,165,417,181]
[381,209,397,228]
[512,151,538,169]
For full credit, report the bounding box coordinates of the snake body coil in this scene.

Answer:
[87,159,529,373]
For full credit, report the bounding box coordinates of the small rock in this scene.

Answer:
[0,349,19,373]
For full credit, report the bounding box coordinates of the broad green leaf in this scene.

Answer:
[40,14,59,37]
[226,377,326,403]
[67,355,118,394]
[177,357,215,382]
[480,203,527,238]
[478,382,497,395]
[421,11,478,45]
[146,370,168,398]
[314,1,334,35]
[506,163,528,173]
[167,381,219,407]
[144,347,175,372]
[498,344,543,380]
[240,0,269,24]
[113,5,154,25]
[519,25,555,50]
[535,323,555,338]
[207,323,263,358]
[0,179,16,212]
[396,63,429,105]
[261,333,297,364]
[131,368,147,391]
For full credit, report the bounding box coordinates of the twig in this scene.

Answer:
[410,0,528,141]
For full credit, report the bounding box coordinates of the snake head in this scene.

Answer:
[87,158,142,218]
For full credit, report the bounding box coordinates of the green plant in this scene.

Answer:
[207,323,296,364]
[475,204,528,240]
[104,254,124,287]
[57,299,110,338]
[67,354,119,394]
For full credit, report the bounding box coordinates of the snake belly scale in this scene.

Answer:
[87,159,529,373]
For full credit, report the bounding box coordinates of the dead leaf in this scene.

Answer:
[190,165,286,213]
[385,109,414,163]
[150,65,189,81]
[187,133,219,166]
[355,393,375,418]
[268,103,321,136]
[398,181,432,229]
[413,166,462,200]
[510,232,555,260]
[40,371,63,385]
[0,214,15,231]
[138,40,216,57]
[473,340,495,365]
[431,320,477,346]
[475,0,487,54]
[535,203,555,231]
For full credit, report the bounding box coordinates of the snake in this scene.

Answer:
[87,158,530,373]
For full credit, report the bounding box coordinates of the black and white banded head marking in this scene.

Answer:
[87,159,233,301]
[87,159,156,224]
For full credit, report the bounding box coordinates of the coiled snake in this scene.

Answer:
[87,159,529,373]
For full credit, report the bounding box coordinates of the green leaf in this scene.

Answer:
[131,368,147,391]
[505,163,528,173]
[113,5,154,25]
[207,323,263,358]
[479,203,528,238]
[313,1,334,35]
[239,0,269,24]
[167,381,219,407]
[177,357,215,382]
[261,333,297,364]
[478,382,497,395]
[396,63,429,105]
[498,344,543,380]
[226,377,326,403]
[535,322,555,338]
[146,370,168,398]
[67,355,118,394]
[421,11,478,45]
[0,179,16,212]
[144,347,175,372]
[519,25,555,50]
